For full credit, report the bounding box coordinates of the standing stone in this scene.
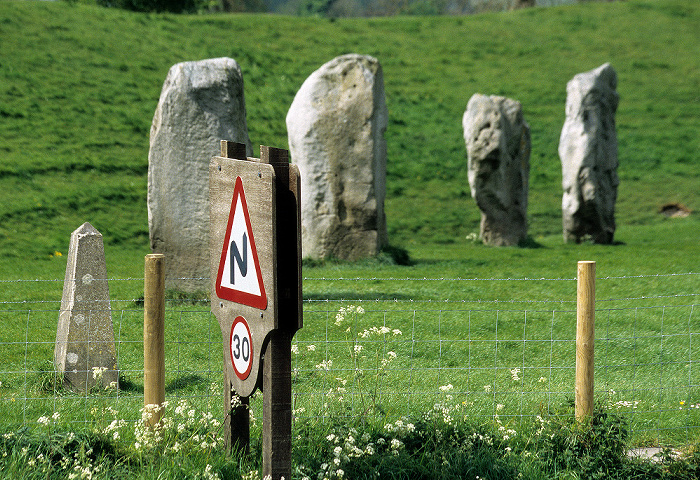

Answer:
[148,57,253,292]
[286,54,388,260]
[55,223,119,392]
[559,63,619,244]
[463,94,531,246]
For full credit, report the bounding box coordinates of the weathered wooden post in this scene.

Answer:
[261,145,301,479]
[144,253,165,427]
[575,260,595,421]
[210,141,302,479]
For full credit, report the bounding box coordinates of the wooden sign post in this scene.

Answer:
[210,141,302,479]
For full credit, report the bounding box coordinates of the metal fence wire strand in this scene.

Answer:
[0,273,698,445]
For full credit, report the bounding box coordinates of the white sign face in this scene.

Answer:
[229,316,253,380]
[215,176,267,310]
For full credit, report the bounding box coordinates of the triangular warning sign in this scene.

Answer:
[215,176,267,310]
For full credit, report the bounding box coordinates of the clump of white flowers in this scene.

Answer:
[334,305,365,326]
[304,422,416,480]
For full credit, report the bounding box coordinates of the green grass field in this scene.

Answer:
[1,0,698,267]
[1,0,699,472]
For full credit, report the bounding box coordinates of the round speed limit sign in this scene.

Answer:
[229,316,253,380]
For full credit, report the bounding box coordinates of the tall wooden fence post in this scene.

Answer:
[575,260,596,421]
[144,253,165,427]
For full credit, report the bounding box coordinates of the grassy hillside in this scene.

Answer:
[0,0,698,281]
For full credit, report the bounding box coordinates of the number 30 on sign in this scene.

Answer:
[229,316,253,380]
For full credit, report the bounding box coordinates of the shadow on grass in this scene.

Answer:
[117,374,143,394]
[165,374,207,394]
[304,292,413,301]
[518,236,546,249]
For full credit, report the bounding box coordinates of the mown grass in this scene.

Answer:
[1,0,699,476]
[0,0,699,263]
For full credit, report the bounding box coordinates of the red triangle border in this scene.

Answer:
[215,176,268,310]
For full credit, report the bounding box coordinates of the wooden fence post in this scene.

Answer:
[575,260,595,421]
[144,253,165,427]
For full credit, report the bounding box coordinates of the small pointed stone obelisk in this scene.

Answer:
[55,222,119,392]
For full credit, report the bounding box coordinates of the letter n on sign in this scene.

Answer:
[215,176,267,310]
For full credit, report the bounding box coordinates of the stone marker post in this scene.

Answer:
[559,63,619,244]
[55,222,118,392]
[149,57,253,292]
[463,93,531,246]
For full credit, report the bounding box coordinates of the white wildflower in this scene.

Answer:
[510,367,521,382]
[315,360,332,371]
[91,366,107,380]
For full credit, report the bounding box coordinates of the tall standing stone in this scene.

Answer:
[286,54,388,260]
[55,223,119,392]
[148,57,253,292]
[559,63,619,244]
[463,94,531,246]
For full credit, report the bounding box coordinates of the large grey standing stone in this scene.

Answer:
[463,94,531,246]
[148,57,252,292]
[55,223,119,392]
[286,54,388,260]
[559,63,619,244]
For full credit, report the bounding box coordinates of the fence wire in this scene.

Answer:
[0,273,698,445]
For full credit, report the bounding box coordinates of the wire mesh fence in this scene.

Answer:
[1,272,698,445]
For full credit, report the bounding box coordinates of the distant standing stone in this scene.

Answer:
[559,63,619,244]
[287,54,388,260]
[55,222,119,392]
[463,94,531,246]
[148,57,252,292]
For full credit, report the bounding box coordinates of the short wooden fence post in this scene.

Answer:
[144,253,166,427]
[575,260,595,421]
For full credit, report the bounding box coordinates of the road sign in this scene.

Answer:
[210,153,275,398]
[215,177,267,310]
[211,141,302,480]
[230,316,253,380]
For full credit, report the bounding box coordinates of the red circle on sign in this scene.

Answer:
[229,316,253,380]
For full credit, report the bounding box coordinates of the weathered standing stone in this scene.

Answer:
[286,54,388,260]
[559,63,619,244]
[463,94,531,246]
[55,223,119,392]
[148,57,252,292]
